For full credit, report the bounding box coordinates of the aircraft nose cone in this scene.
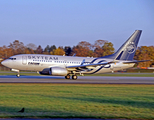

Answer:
[1,60,9,67]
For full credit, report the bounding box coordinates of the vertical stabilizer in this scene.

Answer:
[104,30,142,61]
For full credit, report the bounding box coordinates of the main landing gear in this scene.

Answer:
[72,75,77,80]
[65,74,70,79]
[65,74,77,80]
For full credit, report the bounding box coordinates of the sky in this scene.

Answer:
[0,0,154,50]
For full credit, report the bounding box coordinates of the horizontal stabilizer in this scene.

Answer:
[123,60,151,64]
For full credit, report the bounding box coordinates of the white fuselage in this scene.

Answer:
[2,54,135,75]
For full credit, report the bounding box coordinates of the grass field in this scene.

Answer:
[0,84,154,119]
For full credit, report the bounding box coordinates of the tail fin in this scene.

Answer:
[104,30,142,61]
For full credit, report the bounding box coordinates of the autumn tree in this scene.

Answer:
[102,42,115,56]
[72,41,93,57]
[25,43,36,54]
[51,47,65,55]
[93,40,107,57]
[8,40,25,55]
[64,46,72,56]
[78,41,93,50]
[44,45,50,54]
[24,48,35,54]
[134,46,154,67]
[49,45,56,54]
[36,45,43,54]
[26,43,37,50]
[0,46,12,59]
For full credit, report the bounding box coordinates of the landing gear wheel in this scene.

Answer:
[72,75,77,80]
[16,74,20,77]
[65,74,70,79]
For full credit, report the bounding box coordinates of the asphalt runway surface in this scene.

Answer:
[0,75,154,84]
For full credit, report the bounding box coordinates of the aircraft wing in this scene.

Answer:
[123,60,151,64]
[66,61,113,70]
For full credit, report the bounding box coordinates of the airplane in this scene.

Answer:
[1,30,148,80]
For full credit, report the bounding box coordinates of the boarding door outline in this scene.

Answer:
[22,56,27,65]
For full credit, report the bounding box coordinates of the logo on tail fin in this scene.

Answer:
[127,42,136,54]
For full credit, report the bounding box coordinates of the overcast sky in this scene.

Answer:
[0,0,154,50]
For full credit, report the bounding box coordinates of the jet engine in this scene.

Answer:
[39,67,68,76]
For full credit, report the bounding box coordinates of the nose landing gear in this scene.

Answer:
[16,73,20,77]
[11,69,20,77]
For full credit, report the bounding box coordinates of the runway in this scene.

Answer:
[0,75,154,84]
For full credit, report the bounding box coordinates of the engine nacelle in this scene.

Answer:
[39,67,68,76]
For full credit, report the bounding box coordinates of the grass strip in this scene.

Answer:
[0,84,153,119]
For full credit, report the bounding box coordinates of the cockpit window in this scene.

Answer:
[8,58,16,60]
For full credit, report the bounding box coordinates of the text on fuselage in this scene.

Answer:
[28,56,58,60]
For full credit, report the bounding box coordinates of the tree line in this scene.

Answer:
[0,40,154,67]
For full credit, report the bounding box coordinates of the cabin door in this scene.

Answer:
[22,56,27,65]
